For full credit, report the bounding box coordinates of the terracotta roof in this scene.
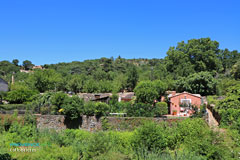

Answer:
[168,91,201,98]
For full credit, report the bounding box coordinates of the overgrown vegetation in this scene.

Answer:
[0,37,240,159]
[0,116,239,160]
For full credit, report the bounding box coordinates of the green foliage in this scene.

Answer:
[132,122,169,151]
[66,74,85,93]
[126,103,155,117]
[134,81,159,104]
[83,132,111,159]
[126,65,139,91]
[134,80,167,104]
[154,102,168,116]
[166,38,222,78]
[0,104,27,110]
[12,59,19,66]
[29,69,63,92]
[31,92,55,114]
[82,79,99,93]
[83,101,96,116]
[6,83,38,104]
[152,80,167,96]
[176,71,217,96]
[61,96,84,120]
[22,60,34,70]
[50,92,68,113]
[231,60,240,80]
[94,102,110,117]
[219,49,240,72]
[0,116,237,160]
[0,60,19,76]
[215,83,240,132]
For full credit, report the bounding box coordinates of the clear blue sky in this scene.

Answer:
[0,0,239,65]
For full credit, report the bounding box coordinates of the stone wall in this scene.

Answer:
[1,114,187,131]
[36,115,188,131]
[35,114,66,131]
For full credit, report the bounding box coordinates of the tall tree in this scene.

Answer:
[22,60,34,70]
[166,38,222,78]
[175,71,217,96]
[12,59,19,66]
[29,69,63,92]
[231,60,240,80]
[126,65,139,91]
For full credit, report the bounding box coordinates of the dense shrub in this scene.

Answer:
[0,116,237,160]
[126,103,155,117]
[61,96,84,119]
[6,84,38,104]
[83,101,95,116]
[132,122,169,151]
[154,102,168,116]
[94,102,110,117]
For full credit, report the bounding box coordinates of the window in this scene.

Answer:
[181,99,191,106]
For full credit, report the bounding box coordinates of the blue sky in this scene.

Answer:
[0,0,239,65]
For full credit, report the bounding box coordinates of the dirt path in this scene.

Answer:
[206,108,219,128]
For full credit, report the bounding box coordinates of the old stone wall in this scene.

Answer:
[35,115,187,131]
[35,114,66,131]
[1,114,187,131]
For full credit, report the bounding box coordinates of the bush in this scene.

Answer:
[83,101,95,116]
[6,84,38,104]
[0,104,28,110]
[61,96,84,120]
[50,92,68,114]
[83,132,111,159]
[132,122,169,152]
[154,102,168,116]
[134,81,159,104]
[95,102,110,117]
[127,103,155,117]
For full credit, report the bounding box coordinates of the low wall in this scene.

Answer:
[35,114,66,131]
[35,115,187,131]
[0,114,187,131]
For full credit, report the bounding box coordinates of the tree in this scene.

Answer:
[218,49,240,72]
[112,73,127,92]
[134,81,158,104]
[231,60,240,80]
[165,38,222,78]
[12,59,19,66]
[6,83,38,104]
[66,74,85,93]
[176,72,217,96]
[126,65,139,91]
[0,60,19,76]
[152,80,167,96]
[29,69,63,92]
[22,60,34,70]
[83,79,99,93]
